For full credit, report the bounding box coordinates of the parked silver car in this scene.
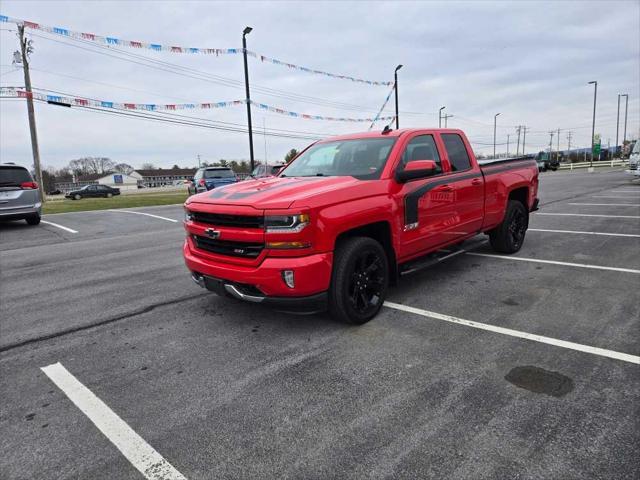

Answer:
[0,163,42,225]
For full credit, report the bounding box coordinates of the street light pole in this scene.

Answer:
[621,93,629,148]
[588,81,597,168]
[439,106,445,128]
[394,65,402,130]
[493,113,501,159]
[242,27,255,172]
[616,94,620,154]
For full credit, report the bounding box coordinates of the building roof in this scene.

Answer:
[134,168,197,177]
[77,172,110,182]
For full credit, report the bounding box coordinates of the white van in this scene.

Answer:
[626,141,639,177]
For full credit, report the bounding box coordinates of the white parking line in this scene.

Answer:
[466,252,640,274]
[384,302,640,364]
[107,209,178,223]
[568,203,640,207]
[40,220,78,233]
[592,195,640,199]
[41,362,187,480]
[535,213,640,219]
[528,228,640,238]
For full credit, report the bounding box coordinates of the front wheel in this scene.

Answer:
[74,194,81,200]
[489,200,528,253]
[329,236,388,324]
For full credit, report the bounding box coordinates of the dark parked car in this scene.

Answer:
[534,152,559,172]
[0,163,41,225]
[187,167,238,195]
[65,184,121,200]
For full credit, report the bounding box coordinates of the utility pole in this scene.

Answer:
[522,126,529,155]
[506,134,510,158]
[394,65,402,129]
[17,25,45,202]
[515,125,522,156]
[493,113,501,159]
[443,114,453,127]
[556,128,560,162]
[566,131,572,153]
[439,106,445,128]
[242,27,255,172]
[197,154,201,168]
[548,131,555,161]
[588,80,597,168]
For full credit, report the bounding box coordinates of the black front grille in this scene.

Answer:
[191,211,264,229]
[193,235,264,258]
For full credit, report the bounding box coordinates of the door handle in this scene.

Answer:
[471,178,483,186]
[435,185,453,192]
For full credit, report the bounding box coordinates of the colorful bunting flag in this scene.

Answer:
[0,15,393,86]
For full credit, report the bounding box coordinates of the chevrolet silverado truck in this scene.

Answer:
[183,128,539,324]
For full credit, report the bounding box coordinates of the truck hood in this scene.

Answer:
[187,176,366,209]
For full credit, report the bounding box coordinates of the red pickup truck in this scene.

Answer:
[184,128,538,324]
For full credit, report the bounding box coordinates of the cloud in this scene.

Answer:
[1,0,638,168]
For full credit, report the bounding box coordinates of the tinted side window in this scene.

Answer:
[401,135,442,174]
[442,134,472,172]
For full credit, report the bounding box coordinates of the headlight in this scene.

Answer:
[184,209,193,222]
[265,213,310,233]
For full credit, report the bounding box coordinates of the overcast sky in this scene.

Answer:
[1,0,638,170]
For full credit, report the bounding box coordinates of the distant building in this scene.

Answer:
[132,168,197,187]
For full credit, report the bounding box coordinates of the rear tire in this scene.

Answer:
[26,213,41,225]
[106,192,113,198]
[489,200,528,253]
[329,236,388,325]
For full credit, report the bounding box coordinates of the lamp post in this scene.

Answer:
[493,112,501,159]
[439,106,445,128]
[394,65,402,129]
[588,81,597,168]
[621,93,629,148]
[616,94,621,154]
[242,26,255,172]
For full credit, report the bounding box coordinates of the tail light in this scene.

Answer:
[21,181,38,189]
[198,179,206,186]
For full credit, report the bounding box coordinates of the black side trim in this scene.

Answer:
[404,172,482,225]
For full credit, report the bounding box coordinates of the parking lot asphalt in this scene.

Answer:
[1,168,638,479]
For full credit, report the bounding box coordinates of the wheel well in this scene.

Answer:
[335,221,398,285]
[509,187,529,210]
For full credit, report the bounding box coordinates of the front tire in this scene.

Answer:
[489,200,528,253]
[25,213,41,225]
[329,236,388,324]
[74,194,81,200]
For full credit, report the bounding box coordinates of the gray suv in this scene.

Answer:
[0,163,42,225]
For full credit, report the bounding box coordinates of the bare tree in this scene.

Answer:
[141,162,156,170]
[68,156,114,175]
[113,163,134,174]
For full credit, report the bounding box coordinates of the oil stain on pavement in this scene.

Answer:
[505,365,574,397]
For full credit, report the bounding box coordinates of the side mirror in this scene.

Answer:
[396,160,437,183]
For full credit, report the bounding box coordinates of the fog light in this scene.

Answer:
[282,270,295,288]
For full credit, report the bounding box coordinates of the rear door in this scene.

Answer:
[0,166,39,212]
[439,133,484,238]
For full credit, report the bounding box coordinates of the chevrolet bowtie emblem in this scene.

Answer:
[204,228,221,239]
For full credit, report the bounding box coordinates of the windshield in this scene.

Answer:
[203,169,235,179]
[633,142,640,154]
[0,166,32,185]
[282,138,396,180]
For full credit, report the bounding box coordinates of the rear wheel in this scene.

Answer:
[489,200,528,253]
[25,213,41,225]
[329,236,388,324]
[106,192,113,198]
